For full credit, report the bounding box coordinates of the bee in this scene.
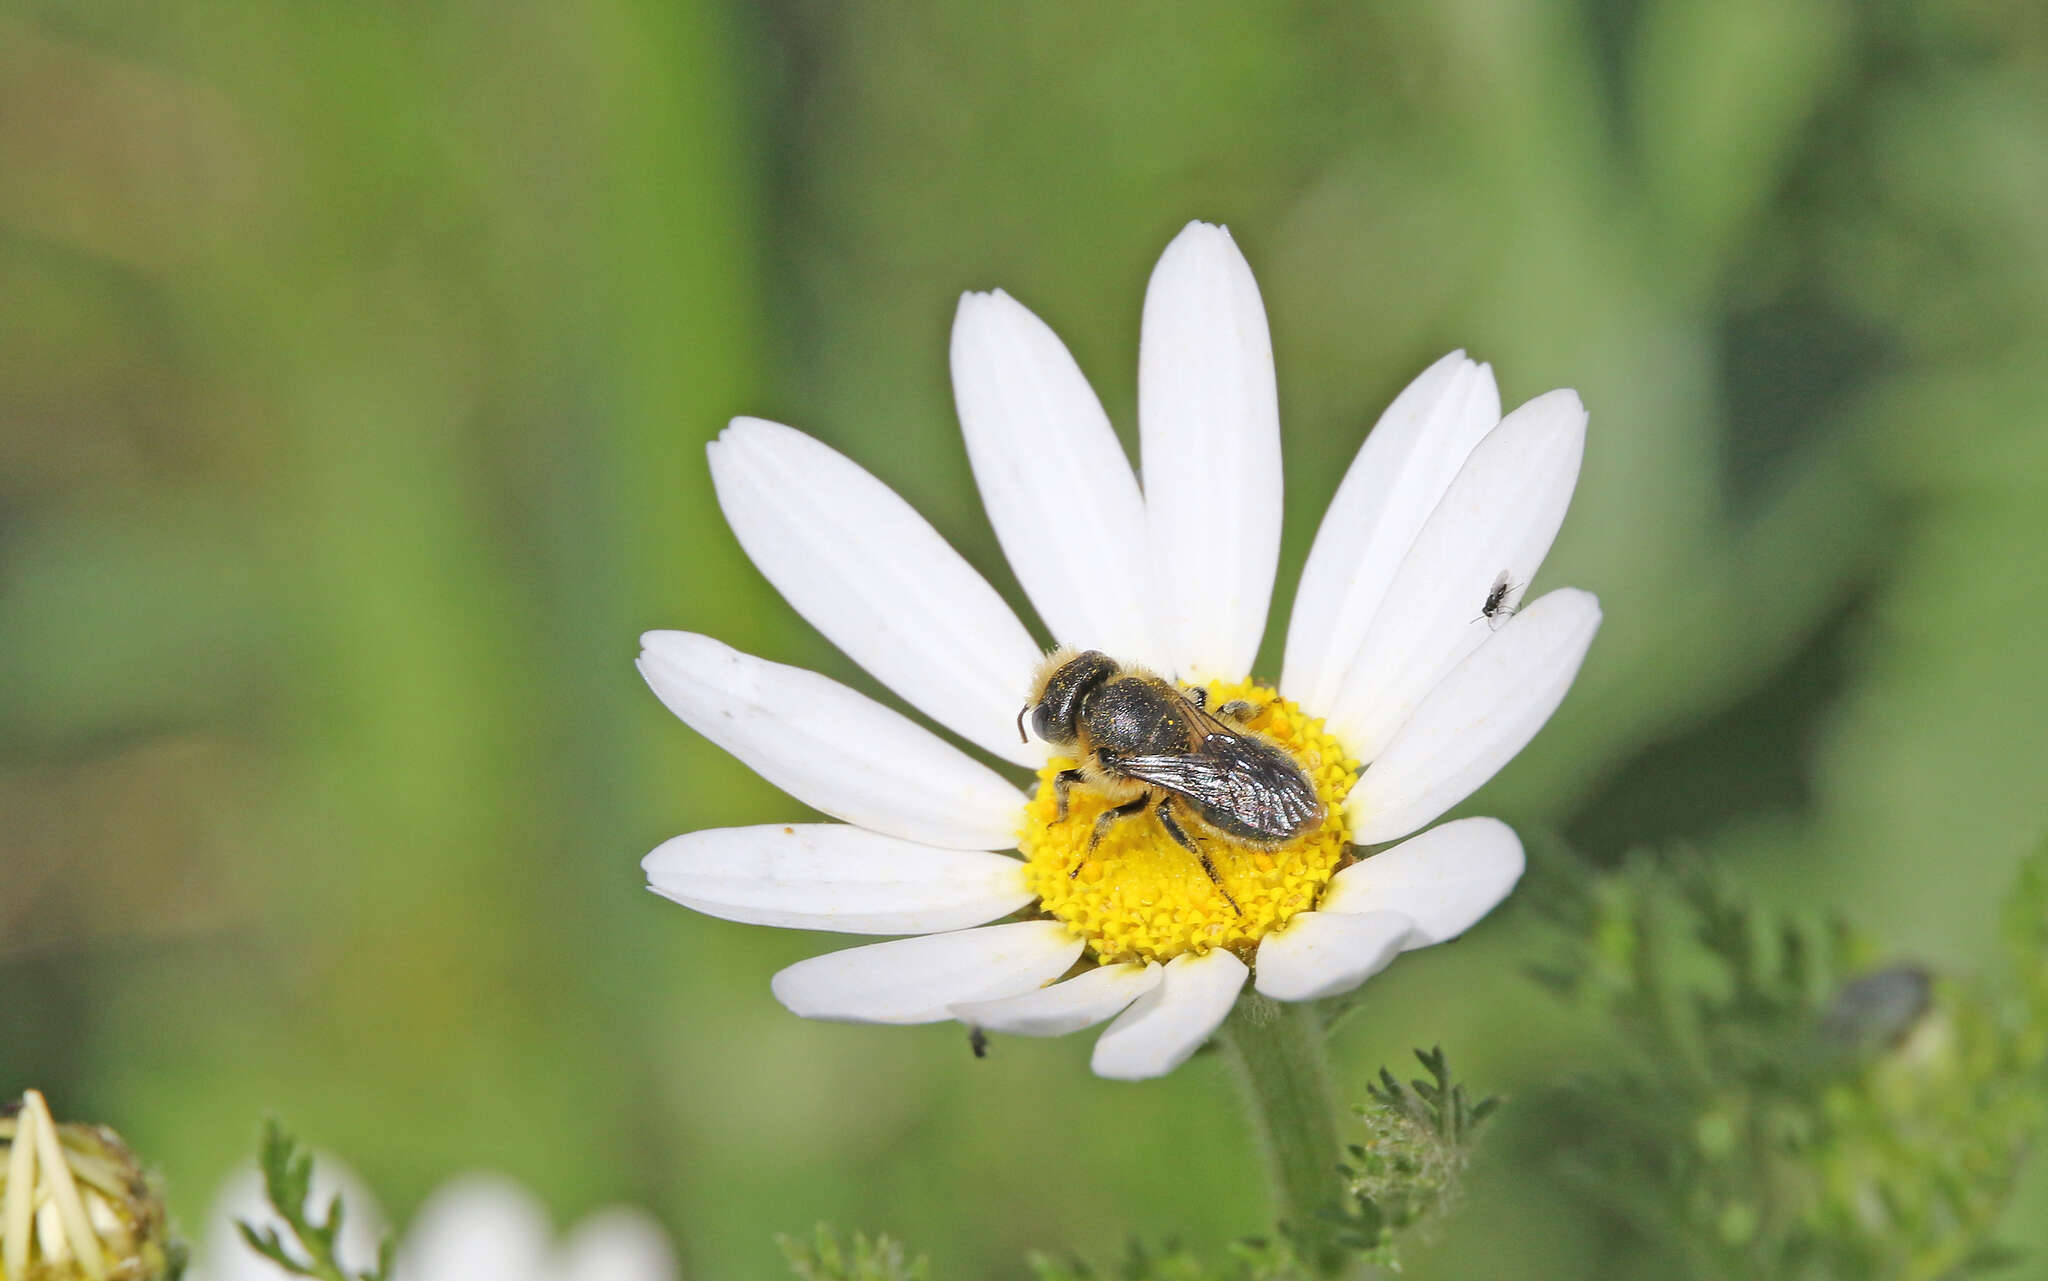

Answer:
[1476,570,1522,630]
[1018,649,1326,908]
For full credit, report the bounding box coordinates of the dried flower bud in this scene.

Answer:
[0,1091,179,1281]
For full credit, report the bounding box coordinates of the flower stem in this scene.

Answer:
[1220,997,1346,1276]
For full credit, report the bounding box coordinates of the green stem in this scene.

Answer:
[1220,997,1346,1276]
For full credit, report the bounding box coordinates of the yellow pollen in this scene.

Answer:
[1020,679,1359,966]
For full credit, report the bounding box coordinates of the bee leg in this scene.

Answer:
[1185,686,1208,709]
[1215,699,1258,726]
[1155,800,1241,916]
[1052,768,1087,822]
[1074,794,1151,876]
[1089,795,1151,847]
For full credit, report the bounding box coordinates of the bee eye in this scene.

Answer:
[1031,703,1057,742]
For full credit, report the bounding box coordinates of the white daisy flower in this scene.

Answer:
[640,222,1601,1081]
[193,1166,679,1281]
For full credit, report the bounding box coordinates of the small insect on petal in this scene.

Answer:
[1475,569,1523,630]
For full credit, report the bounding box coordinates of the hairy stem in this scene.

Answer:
[1220,997,1345,1276]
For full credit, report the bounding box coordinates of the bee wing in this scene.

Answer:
[1114,752,1234,796]
[1117,738,1324,841]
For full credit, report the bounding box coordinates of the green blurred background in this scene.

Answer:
[3,1,2046,1277]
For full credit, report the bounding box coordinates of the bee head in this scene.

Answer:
[1023,649,1118,747]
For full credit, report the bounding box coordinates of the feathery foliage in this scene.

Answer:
[1025,1047,1497,1280]
[236,1121,394,1281]
[1534,841,2048,1280]
[778,1224,930,1281]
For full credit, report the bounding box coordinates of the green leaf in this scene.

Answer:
[778,1224,929,1281]
[236,1120,393,1281]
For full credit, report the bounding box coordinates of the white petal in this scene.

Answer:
[399,1176,551,1281]
[1323,389,1587,763]
[1089,948,1247,1080]
[1348,589,1602,844]
[770,921,1083,1024]
[643,824,1031,935]
[638,631,1026,851]
[1138,222,1282,682]
[1251,910,1414,1002]
[709,417,1047,766]
[1320,817,1525,947]
[557,1210,680,1281]
[1282,352,1501,710]
[951,291,1171,670]
[951,962,1161,1037]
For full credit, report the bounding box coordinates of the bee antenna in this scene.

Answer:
[1016,704,1030,744]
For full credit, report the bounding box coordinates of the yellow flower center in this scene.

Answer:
[1019,679,1358,966]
